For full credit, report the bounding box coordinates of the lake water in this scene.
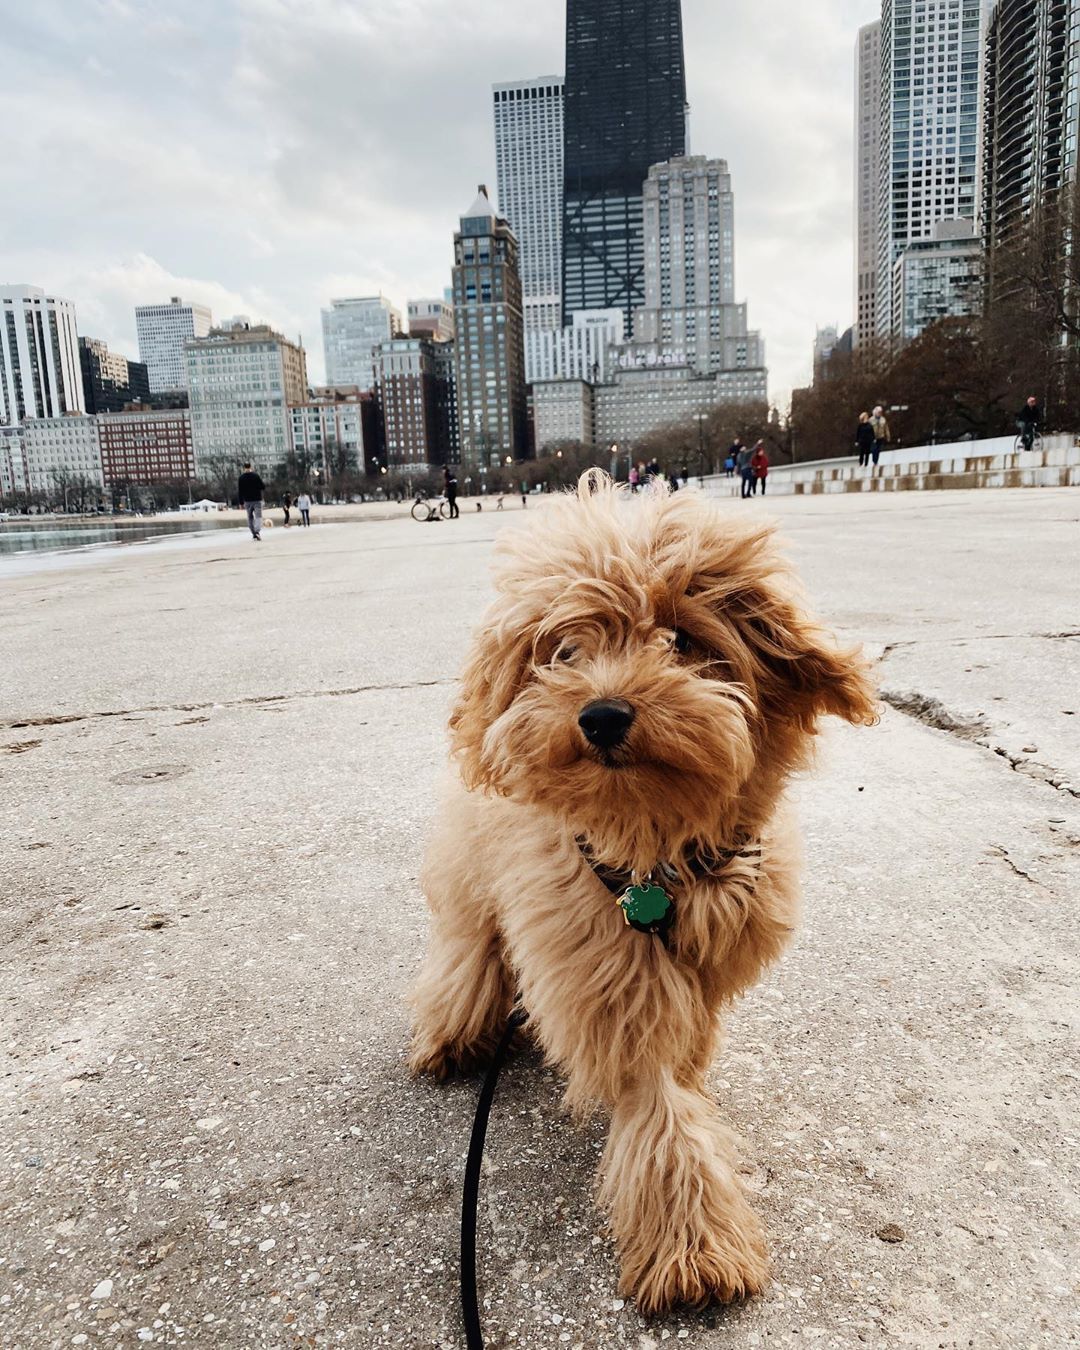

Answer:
[0,517,240,558]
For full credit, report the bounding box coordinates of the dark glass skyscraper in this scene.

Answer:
[561,0,687,330]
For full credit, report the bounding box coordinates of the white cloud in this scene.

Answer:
[1,0,878,400]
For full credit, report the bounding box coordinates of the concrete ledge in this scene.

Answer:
[705,432,1080,497]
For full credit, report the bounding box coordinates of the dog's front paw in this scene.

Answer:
[408,1029,504,1080]
[408,1040,454,1080]
[626,1210,770,1314]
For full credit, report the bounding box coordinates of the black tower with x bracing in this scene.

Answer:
[561,0,688,332]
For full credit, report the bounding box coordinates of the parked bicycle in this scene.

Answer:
[411,493,450,522]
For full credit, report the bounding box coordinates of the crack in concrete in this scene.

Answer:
[989,844,1046,888]
[877,631,1080,660]
[3,679,455,731]
[882,687,1080,800]
[878,690,990,741]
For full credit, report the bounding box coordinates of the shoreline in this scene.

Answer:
[0,496,533,578]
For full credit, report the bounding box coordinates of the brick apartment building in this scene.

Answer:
[96,406,194,485]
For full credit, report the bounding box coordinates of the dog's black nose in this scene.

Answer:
[578,699,635,751]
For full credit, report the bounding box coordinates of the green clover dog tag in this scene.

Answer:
[619,882,673,929]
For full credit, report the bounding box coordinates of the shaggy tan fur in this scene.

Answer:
[409,472,877,1313]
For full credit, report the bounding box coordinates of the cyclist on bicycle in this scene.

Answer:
[1016,396,1041,451]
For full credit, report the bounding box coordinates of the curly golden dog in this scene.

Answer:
[409,471,877,1313]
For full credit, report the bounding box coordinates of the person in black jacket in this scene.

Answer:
[855,412,875,467]
[1016,396,1041,450]
[237,463,265,540]
[443,466,459,519]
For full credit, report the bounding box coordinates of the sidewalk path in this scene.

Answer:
[2,489,1077,1348]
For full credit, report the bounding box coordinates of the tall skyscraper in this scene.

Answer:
[493,76,565,347]
[854,21,882,348]
[983,0,1080,260]
[876,0,984,341]
[321,296,402,391]
[562,0,688,331]
[634,156,766,384]
[1,286,85,424]
[451,186,527,469]
[135,297,212,392]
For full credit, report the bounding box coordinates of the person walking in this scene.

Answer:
[238,462,265,541]
[629,464,640,493]
[282,492,292,528]
[750,442,770,495]
[680,464,689,487]
[443,467,459,519]
[870,405,891,466]
[297,490,312,527]
[1016,396,1041,450]
[855,412,875,467]
[737,442,754,499]
[723,452,735,478]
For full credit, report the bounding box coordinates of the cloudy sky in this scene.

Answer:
[1,0,876,405]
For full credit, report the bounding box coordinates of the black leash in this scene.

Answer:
[461,1006,528,1349]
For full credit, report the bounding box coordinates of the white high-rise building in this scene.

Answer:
[854,21,882,348]
[321,296,402,391]
[876,0,985,340]
[135,297,213,392]
[525,309,624,385]
[634,157,766,385]
[0,286,85,425]
[20,415,103,494]
[493,76,564,358]
[187,323,308,476]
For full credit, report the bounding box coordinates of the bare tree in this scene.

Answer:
[50,465,74,512]
[194,453,240,504]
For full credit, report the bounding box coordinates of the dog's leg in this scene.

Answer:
[408,907,514,1079]
[599,1067,769,1314]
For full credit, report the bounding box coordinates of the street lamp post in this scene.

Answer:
[696,412,708,487]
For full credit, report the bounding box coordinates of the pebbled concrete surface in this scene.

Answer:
[1,489,1079,1349]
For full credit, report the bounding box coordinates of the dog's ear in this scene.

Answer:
[729,570,879,728]
[448,621,533,790]
[684,521,878,729]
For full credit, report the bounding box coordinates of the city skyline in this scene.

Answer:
[1,0,877,408]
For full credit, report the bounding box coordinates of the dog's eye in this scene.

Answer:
[554,642,578,665]
[672,629,693,656]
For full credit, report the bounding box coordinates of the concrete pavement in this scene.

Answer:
[1,489,1078,1348]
